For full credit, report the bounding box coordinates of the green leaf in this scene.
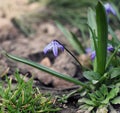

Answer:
[12,18,35,37]
[96,1,108,75]
[89,85,108,103]
[87,25,98,72]
[111,96,120,104]
[87,8,97,39]
[56,21,85,54]
[105,45,120,69]
[109,67,120,79]
[70,32,85,53]
[79,104,94,112]
[99,84,108,97]
[89,93,97,102]
[111,3,120,21]
[5,53,89,89]
[78,98,95,106]
[83,71,101,81]
[108,26,120,45]
[95,90,103,99]
[102,87,119,104]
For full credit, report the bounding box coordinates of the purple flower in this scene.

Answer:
[90,51,96,60]
[86,45,114,60]
[43,40,64,57]
[85,48,96,60]
[104,3,116,15]
[107,45,114,51]
[85,48,92,53]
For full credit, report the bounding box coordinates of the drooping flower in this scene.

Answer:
[43,40,64,57]
[104,3,116,15]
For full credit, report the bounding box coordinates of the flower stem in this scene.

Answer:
[56,40,82,69]
[105,45,120,70]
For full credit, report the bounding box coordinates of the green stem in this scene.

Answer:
[96,73,108,86]
[64,47,82,67]
[56,40,82,68]
[105,45,120,70]
[87,25,98,57]
[87,25,98,72]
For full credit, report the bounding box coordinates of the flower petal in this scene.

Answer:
[43,43,52,54]
[53,44,58,57]
[107,45,114,52]
[43,40,64,57]
[104,3,116,15]
[109,5,116,15]
[55,41,64,51]
[85,48,92,53]
[90,51,96,60]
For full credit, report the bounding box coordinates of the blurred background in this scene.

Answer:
[0,0,119,38]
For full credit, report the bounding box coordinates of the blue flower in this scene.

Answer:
[43,40,64,57]
[107,45,114,51]
[90,51,96,61]
[104,3,116,15]
[86,45,114,60]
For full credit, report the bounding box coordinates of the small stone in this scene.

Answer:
[40,57,51,67]
[78,54,91,68]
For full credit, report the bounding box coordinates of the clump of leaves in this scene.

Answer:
[0,71,60,113]
[78,84,120,112]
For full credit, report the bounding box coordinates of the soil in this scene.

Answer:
[0,1,84,113]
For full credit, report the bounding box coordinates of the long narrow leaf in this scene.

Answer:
[96,1,108,75]
[5,53,89,89]
[108,25,120,45]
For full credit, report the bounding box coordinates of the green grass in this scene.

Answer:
[0,71,60,113]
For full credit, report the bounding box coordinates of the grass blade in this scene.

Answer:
[56,21,85,54]
[5,53,89,89]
